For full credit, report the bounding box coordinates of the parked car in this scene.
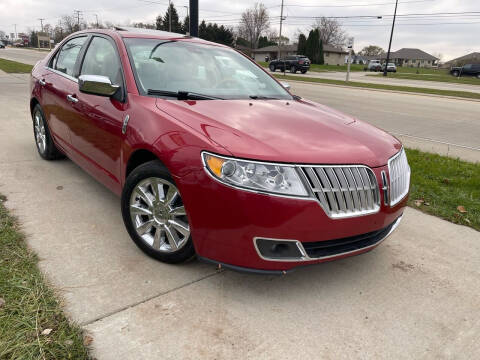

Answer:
[367,59,382,71]
[30,28,409,273]
[382,63,397,73]
[269,55,310,74]
[450,64,480,79]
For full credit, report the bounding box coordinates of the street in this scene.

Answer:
[0,69,479,359]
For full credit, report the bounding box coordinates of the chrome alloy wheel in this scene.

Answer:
[34,111,47,154]
[129,177,190,252]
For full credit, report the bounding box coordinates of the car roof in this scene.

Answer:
[74,27,225,47]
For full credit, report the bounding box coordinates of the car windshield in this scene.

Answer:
[124,38,293,100]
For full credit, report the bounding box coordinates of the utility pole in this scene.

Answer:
[13,24,17,40]
[278,0,285,74]
[189,0,198,37]
[38,18,45,32]
[74,10,82,31]
[384,0,398,76]
[94,14,99,28]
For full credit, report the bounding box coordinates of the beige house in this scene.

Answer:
[323,44,348,65]
[251,43,348,65]
[380,48,438,67]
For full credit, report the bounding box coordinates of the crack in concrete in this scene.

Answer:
[80,269,224,327]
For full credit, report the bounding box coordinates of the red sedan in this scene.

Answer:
[30,28,410,274]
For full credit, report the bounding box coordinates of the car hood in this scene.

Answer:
[155,98,402,167]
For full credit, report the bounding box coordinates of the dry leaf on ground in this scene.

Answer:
[457,206,467,213]
[41,328,52,336]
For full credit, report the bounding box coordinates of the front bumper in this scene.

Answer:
[177,165,407,272]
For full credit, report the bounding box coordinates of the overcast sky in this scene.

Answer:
[1,0,478,61]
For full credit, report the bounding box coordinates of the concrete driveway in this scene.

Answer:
[1,70,479,359]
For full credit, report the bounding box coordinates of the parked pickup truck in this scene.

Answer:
[269,55,310,74]
[450,64,480,78]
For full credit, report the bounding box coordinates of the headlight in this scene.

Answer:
[202,152,309,197]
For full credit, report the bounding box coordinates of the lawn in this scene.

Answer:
[367,72,480,86]
[0,58,33,73]
[273,73,480,100]
[0,195,90,359]
[405,149,480,231]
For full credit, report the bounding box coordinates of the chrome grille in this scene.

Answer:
[301,166,380,218]
[388,149,410,206]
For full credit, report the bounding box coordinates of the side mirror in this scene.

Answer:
[78,75,120,97]
[281,81,291,91]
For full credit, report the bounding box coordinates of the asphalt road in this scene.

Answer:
[0,47,50,65]
[1,71,479,359]
[289,81,480,162]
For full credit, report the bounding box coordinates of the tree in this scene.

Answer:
[305,29,324,64]
[297,33,307,55]
[181,16,190,34]
[156,3,182,33]
[359,45,385,56]
[238,3,270,49]
[198,20,234,46]
[312,17,347,48]
[258,36,276,48]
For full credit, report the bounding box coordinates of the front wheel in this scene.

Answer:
[121,160,195,263]
[301,70,307,74]
[269,64,276,72]
[452,71,459,77]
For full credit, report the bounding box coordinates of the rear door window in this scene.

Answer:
[54,36,87,77]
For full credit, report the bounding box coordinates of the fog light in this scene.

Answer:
[255,238,304,260]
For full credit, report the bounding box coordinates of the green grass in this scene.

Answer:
[0,195,90,359]
[0,58,33,73]
[273,73,480,100]
[406,149,480,231]
[367,72,480,86]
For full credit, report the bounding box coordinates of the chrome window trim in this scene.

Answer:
[44,66,78,83]
[253,215,403,262]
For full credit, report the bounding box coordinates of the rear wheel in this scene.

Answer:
[301,70,307,74]
[121,160,195,263]
[32,104,63,160]
[269,64,276,72]
[452,70,459,77]
[476,74,480,79]
[290,65,297,73]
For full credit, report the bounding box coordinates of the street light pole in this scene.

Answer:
[278,0,285,74]
[182,6,190,35]
[383,0,398,76]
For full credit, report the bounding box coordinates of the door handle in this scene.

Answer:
[66,94,79,104]
[39,79,46,86]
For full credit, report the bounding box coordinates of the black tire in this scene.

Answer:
[301,70,307,74]
[290,65,297,73]
[32,104,64,160]
[121,160,195,264]
[452,71,459,77]
[269,64,276,72]
[476,74,480,79]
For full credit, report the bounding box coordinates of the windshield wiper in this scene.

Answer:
[249,95,281,100]
[147,89,223,100]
